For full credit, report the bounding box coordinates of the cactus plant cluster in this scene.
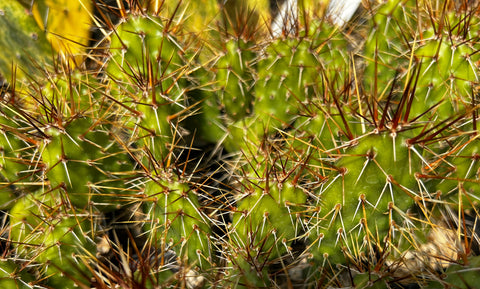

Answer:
[0,0,480,288]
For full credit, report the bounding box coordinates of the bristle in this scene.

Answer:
[1,0,480,288]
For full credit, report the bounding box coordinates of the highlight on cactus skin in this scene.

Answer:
[0,1,53,82]
[0,0,480,288]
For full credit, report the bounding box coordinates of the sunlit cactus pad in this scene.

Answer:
[0,0,479,288]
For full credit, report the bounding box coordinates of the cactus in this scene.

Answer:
[222,21,351,153]
[0,1,53,81]
[220,0,270,37]
[29,67,135,211]
[142,170,212,271]
[216,38,256,121]
[0,259,35,289]
[1,0,480,288]
[412,8,480,123]
[362,0,416,99]
[253,36,320,126]
[226,149,308,286]
[0,102,38,210]
[425,255,480,289]
[9,189,97,288]
[307,129,423,265]
[432,135,480,210]
[41,117,134,211]
[107,13,191,164]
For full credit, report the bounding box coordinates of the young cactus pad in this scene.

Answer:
[108,13,191,163]
[142,172,212,270]
[0,1,52,81]
[308,130,423,264]
[9,189,96,288]
[1,0,480,288]
[41,117,134,211]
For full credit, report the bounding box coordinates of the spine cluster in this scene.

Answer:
[0,0,479,288]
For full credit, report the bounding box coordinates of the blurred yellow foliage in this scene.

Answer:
[18,0,93,66]
[150,0,271,38]
[154,0,330,38]
[14,0,333,66]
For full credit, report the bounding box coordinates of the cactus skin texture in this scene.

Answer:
[29,68,134,212]
[216,38,256,122]
[2,0,480,288]
[227,152,308,286]
[0,1,53,81]
[362,0,417,97]
[9,189,96,289]
[412,11,480,123]
[435,136,480,209]
[0,105,37,209]
[220,21,351,153]
[142,172,212,272]
[108,14,190,163]
[0,259,34,289]
[222,37,322,153]
[308,130,423,264]
[42,117,133,211]
[254,37,320,126]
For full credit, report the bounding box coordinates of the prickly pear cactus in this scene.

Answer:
[9,189,97,288]
[362,0,417,97]
[0,1,52,81]
[413,11,480,122]
[142,171,212,270]
[309,130,423,264]
[216,38,256,121]
[254,37,320,125]
[0,103,36,209]
[227,152,308,285]
[1,0,480,288]
[435,136,480,209]
[219,20,353,153]
[41,117,133,211]
[0,259,34,289]
[108,14,191,163]
[22,68,135,211]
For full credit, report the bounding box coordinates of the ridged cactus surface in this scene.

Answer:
[0,0,480,288]
[0,1,53,81]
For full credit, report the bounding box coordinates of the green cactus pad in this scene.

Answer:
[107,14,187,92]
[0,259,34,289]
[216,38,255,121]
[0,1,52,81]
[225,151,309,285]
[232,178,307,256]
[362,0,416,98]
[309,131,422,264]
[9,189,96,288]
[413,15,480,122]
[143,173,211,269]
[108,14,191,162]
[0,105,37,209]
[435,136,480,208]
[42,117,133,211]
[254,37,320,129]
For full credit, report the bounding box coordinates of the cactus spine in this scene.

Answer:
[0,0,479,288]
